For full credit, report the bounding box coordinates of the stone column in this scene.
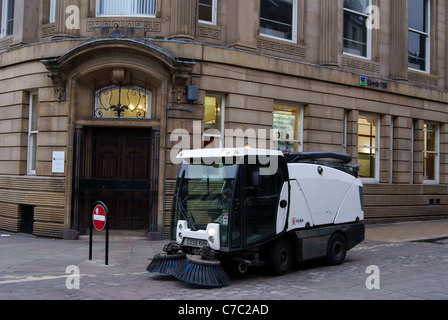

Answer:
[169,0,196,41]
[52,0,80,40]
[380,115,392,183]
[11,0,39,47]
[318,0,339,66]
[226,0,258,51]
[439,123,448,184]
[346,110,360,164]
[390,0,408,80]
[413,120,424,184]
[393,117,413,184]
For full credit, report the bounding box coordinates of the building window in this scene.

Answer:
[273,104,302,152]
[343,0,371,59]
[408,0,430,72]
[27,93,39,176]
[198,0,217,25]
[203,95,224,148]
[423,122,439,183]
[1,0,14,38]
[49,0,56,23]
[260,0,298,42]
[97,0,156,17]
[357,114,379,180]
[94,85,152,119]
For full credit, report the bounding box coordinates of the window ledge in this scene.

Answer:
[256,35,306,58]
[408,70,439,87]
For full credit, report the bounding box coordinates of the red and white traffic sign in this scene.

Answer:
[92,203,107,232]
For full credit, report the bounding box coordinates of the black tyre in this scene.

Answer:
[268,239,292,275]
[326,233,347,266]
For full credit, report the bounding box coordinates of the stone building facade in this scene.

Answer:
[0,0,447,239]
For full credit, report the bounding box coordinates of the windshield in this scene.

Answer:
[172,162,239,247]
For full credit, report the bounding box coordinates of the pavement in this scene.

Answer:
[0,219,447,271]
[365,219,448,243]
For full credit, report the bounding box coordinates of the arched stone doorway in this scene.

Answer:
[42,39,195,239]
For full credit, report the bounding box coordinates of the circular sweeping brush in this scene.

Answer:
[172,254,231,288]
[147,253,186,276]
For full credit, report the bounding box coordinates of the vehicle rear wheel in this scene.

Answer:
[268,239,292,275]
[326,233,347,266]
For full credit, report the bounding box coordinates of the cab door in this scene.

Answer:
[242,156,288,247]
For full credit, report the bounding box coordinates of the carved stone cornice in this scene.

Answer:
[40,39,196,100]
[86,18,162,34]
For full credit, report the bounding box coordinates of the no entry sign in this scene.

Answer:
[89,201,110,265]
[93,203,107,231]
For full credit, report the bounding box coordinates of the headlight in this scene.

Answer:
[208,227,216,237]
[178,232,183,240]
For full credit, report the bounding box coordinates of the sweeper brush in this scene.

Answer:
[147,242,186,275]
[146,253,186,275]
[172,254,230,288]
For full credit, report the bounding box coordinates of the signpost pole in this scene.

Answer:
[105,206,109,266]
[89,211,93,261]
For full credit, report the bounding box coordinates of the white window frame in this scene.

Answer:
[423,122,439,184]
[260,0,298,43]
[27,92,39,176]
[1,0,14,38]
[408,0,430,73]
[198,0,218,25]
[357,113,380,183]
[273,102,303,153]
[203,93,225,149]
[343,0,372,60]
[96,0,156,18]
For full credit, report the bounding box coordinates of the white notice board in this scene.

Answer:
[52,151,65,173]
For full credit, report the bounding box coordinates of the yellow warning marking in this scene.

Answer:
[352,243,403,251]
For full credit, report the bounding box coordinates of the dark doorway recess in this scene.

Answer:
[72,127,160,234]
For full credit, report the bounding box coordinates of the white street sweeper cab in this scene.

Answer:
[147,148,365,287]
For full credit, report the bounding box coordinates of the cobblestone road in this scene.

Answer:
[1,234,447,301]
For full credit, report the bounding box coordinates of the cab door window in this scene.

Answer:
[244,158,286,246]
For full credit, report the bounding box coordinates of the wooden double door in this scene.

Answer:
[73,127,159,233]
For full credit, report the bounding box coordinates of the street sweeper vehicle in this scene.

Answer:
[147,148,365,287]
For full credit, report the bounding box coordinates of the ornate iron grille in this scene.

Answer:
[94,83,151,119]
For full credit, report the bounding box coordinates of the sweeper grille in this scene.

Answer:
[173,255,230,288]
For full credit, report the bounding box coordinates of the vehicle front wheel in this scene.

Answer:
[326,233,347,266]
[268,239,292,275]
